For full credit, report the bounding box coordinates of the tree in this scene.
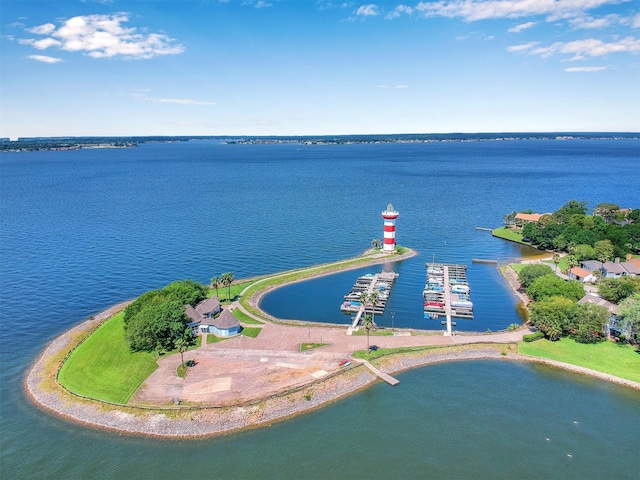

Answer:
[123,280,207,353]
[369,291,379,327]
[503,211,517,227]
[566,254,578,271]
[594,239,614,263]
[175,336,188,368]
[220,272,234,302]
[518,264,553,289]
[617,293,640,344]
[594,202,620,224]
[530,296,576,341]
[526,274,585,302]
[371,239,382,250]
[362,314,374,354]
[210,276,220,298]
[570,303,609,343]
[552,253,560,273]
[598,277,640,304]
[574,244,595,262]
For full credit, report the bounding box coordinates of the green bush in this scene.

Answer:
[523,331,545,342]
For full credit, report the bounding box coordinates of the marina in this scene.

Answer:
[423,263,474,335]
[340,271,399,329]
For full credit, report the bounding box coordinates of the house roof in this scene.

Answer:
[621,261,640,275]
[212,309,240,329]
[185,305,201,323]
[570,267,592,278]
[580,260,602,270]
[515,213,543,222]
[578,294,619,314]
[603,261,627,274]
[196,296,220,315]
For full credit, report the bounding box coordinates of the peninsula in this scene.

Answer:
[25,248,640,438]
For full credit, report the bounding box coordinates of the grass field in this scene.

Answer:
[492,227,526,243]
[233,307,263,324]
[57,313,158,404]
[518,338,640,382]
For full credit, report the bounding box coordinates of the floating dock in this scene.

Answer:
[340,271,399,329]
[423,263,473,335]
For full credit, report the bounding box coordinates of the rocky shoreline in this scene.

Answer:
[24,250,640,439]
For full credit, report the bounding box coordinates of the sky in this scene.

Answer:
[1,0,639,138]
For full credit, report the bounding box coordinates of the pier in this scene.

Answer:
[423,263,473,335]
[362,360,400,386]
[340,271,399,329]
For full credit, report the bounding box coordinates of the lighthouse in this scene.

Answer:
[381,203,399,253]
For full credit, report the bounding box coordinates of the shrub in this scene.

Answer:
[523,331,545,342]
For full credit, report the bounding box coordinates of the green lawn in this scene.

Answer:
[233,308,263,325]
[492,227,526,243]
[57,313,158,404]
[241,327,262,338]
[518,338,640,382]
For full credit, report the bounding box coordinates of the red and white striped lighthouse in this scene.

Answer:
[381,203,399,253]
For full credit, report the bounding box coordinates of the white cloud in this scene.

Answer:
[28,54,63,63]
[20,14,184,60]
[507,41,540,52]
[414,0,627,22]
[511,36,640,59]
[356,4,380,16]
[26,23,56,35]
[508,21,536,33]
[569,14,619,29]
[385,5,414,20]
[565,66,607,71]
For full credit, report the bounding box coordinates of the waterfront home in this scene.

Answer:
[578,294,621,338]
[568,266,597,283]
[186,296,230,333]
[601,260,640,278]
[580,260,602,275]
[198,309,242,337]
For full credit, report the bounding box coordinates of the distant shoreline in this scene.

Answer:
[3,132,638,153]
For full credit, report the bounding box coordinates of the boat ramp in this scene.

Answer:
[423,263,473,335]
[340,271,399,329]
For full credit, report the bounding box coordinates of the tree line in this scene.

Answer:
[504,201,640,259]
[518,264,639,346]
[123,279,208,353]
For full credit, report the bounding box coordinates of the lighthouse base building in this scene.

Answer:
[381,203,399,253]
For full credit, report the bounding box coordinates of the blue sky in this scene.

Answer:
[1,0,639,138]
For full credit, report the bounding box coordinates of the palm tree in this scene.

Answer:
[552,252,560,273]
[210,276,220,298]
[369,290,379,327]
[371,239,382,250]
[175,337,188,368]
[220,272,234,302]
[362,314,374,354]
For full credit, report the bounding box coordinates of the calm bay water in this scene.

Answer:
[1,139,639,478]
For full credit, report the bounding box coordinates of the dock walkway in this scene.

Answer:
[362,360,400,386]
[424,263,473,334]
[340,271,399,329]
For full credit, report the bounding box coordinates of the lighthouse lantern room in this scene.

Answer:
[381,203,399,253]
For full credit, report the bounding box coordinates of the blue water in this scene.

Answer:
[1,139,639,478]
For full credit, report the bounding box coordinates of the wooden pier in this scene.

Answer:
[423,263,473,335]
[363,360,400,386]
[340,271,399,330]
